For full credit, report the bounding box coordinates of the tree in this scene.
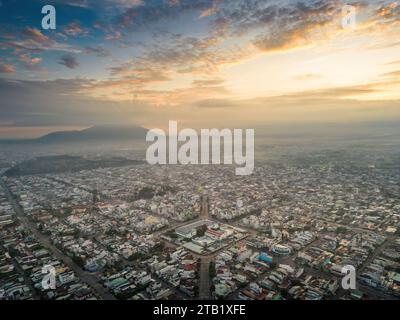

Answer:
[72,255,85,268]
[335,226,348,234]
[196,225,208,237]
[152,242,165,253]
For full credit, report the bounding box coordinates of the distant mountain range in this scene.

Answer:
[0,125,149,144]
[1,121,399,144]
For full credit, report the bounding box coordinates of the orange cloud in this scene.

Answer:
[0,63,15,73]
[22,27,53,44]
[19,54,42,65]
[63,22,89,37]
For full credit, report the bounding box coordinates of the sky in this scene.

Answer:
[0,0,399,138]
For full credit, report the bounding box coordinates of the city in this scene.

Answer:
[1,159,399,300]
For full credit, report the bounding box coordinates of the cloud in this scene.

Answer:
[190,82,400,127]
[204,0,395,55]
[0,76,399,132]
[192,78,225,86]
[63,22,89,37]
[22,27,53,44]
[19,54,42,65]
[117,0,216,29]
[0,78,152,128]
[105,31,122,41]
[0,63,15,74]
[199,5,218,18]
[230,1,338,52]
[113,0,143,8]
[280,85,380,100]
[0,39,79,54]
[168,0,180,6]
[103,0,350,80]
[84,45,110,57]
[93,21,123,41]
[386,59,400,65]
[193,82,387,110]
[0,26,79,54]
[59,55,80,69]
[84,72,231,106]
[376,1,400,21]
[110,61,170,81]
[49,0,90,8]
[82,64,172,99]
[18,54,46,72]
[111,33,254,78]
[382,70,400,78]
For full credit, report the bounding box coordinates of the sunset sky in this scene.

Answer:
[0,0,400,138]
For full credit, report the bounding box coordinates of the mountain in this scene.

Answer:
[35,125,148,143]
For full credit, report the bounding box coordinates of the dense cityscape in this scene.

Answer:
[1,152,399,300]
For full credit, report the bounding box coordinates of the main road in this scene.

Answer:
[0,179,116,300]
[198,256,212,300]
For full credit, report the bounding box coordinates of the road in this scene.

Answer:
[156,195,213,299]
[198,256,212,300]
[0,179,116,300]
[200,195,209,219]
[197,196,212,299]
